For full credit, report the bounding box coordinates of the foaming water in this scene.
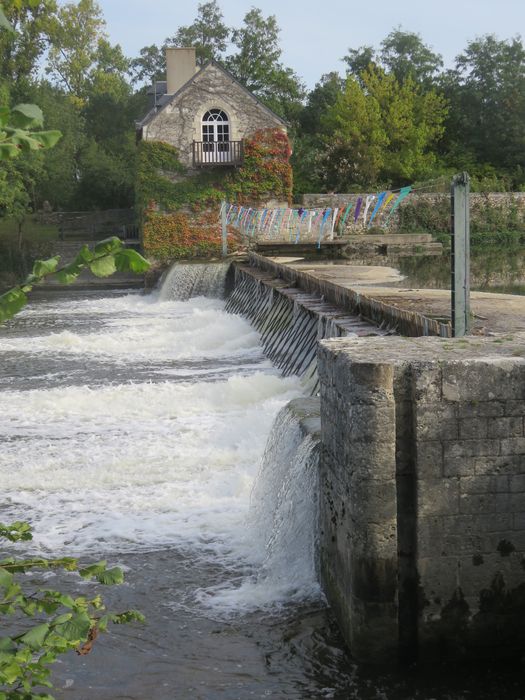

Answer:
[196,404,322,614]
[0,285,323,615]
[0,293,261,364]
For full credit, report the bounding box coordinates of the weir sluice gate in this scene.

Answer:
[165,255,525,664]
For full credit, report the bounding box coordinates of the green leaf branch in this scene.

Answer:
[0,522,145,699]
[0,104,62,160]
[0,237,150,323]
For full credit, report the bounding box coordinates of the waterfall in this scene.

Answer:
[159,262,231,301]
[198,399,322,612]
[251,402,321,601]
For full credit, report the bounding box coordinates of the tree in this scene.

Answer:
[343,45,376,81]
[343,29,443,88]
[293,73,344,195]
[380,29,443,86]
[225,7,305,121]
[444,35,525,176]
[299,72,343,136]
[167,0,229,66]
[321,67,448,190]
[130,43,165,85]
[45,0,106,99]
[28,82,85,210]
[0,0,56,95]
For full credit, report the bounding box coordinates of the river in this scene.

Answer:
[1,282,524,699]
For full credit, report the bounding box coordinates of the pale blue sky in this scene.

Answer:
[96,0,524,87]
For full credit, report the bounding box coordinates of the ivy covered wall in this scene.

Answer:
[136,128,292,260]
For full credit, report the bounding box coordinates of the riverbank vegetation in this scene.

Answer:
[1,1,524,216]
[1,0,524,266]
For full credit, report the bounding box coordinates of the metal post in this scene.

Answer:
[451,172,470,337]
[221,201,228,257]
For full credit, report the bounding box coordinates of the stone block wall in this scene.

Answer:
[302,192,525,234]
[318,335,525,662]
[319,355,399,660]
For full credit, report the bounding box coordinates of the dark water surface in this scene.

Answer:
[395,248,525,294]
[2,290,525,699]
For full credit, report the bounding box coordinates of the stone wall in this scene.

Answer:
[142,63,286,169]
[302,192,525,234]
[318,334,525,662]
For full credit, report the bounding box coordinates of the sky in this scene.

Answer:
[96,0,524,88]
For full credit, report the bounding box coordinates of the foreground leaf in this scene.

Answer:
[11,103,44,129]
[114,249,150,273]
[32,257,60,279]
[89,255,116,277]
[95,567,124,586]
[0,288,27,322]
[55,612,91,643]
[30,130,62,150]
[18,623,50,650]
[93,237,123,256]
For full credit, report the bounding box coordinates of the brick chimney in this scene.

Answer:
[166,48,197,95]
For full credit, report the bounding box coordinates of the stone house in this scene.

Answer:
[136,47,288,170]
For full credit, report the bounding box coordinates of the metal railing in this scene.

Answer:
[192,140,243,167]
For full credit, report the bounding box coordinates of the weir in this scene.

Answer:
[225,262,388,392]
[160,259,525,666]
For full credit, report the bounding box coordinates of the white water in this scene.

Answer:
[159,262,230,301]
[198,405,321,612]
[0,276,322,612]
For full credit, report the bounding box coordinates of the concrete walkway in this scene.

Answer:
[269,258,525,335]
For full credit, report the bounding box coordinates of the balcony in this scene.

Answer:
[192,140,244,167]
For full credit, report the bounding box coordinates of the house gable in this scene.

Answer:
[140,61,287,168]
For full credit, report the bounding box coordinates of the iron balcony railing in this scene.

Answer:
[192,140,244,167]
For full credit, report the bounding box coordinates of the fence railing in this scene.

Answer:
[193,140,243,167]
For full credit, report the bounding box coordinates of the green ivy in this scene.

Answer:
[136,130,293,260]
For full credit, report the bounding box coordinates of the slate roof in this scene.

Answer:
[136,60,288,130]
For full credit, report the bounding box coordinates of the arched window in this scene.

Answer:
[202,109,230,158]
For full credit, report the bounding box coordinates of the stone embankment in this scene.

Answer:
[319,335,525,662]
[233,254,525,664]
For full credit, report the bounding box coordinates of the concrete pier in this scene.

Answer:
[318,336,525,662]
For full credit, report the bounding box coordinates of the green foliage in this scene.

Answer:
[397,197,450,233]
[130,44,165,85]
[0,237,149,321]
[166,0,229,66]
[321,66,448,190]
[444,35,525,175]
[0,521,144,700]
[224,7,305,121]
[343,29,443,88]
[397,195,525,237]
[45,0,106,99]
[0,0,56,95]
[380,29,443,86]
